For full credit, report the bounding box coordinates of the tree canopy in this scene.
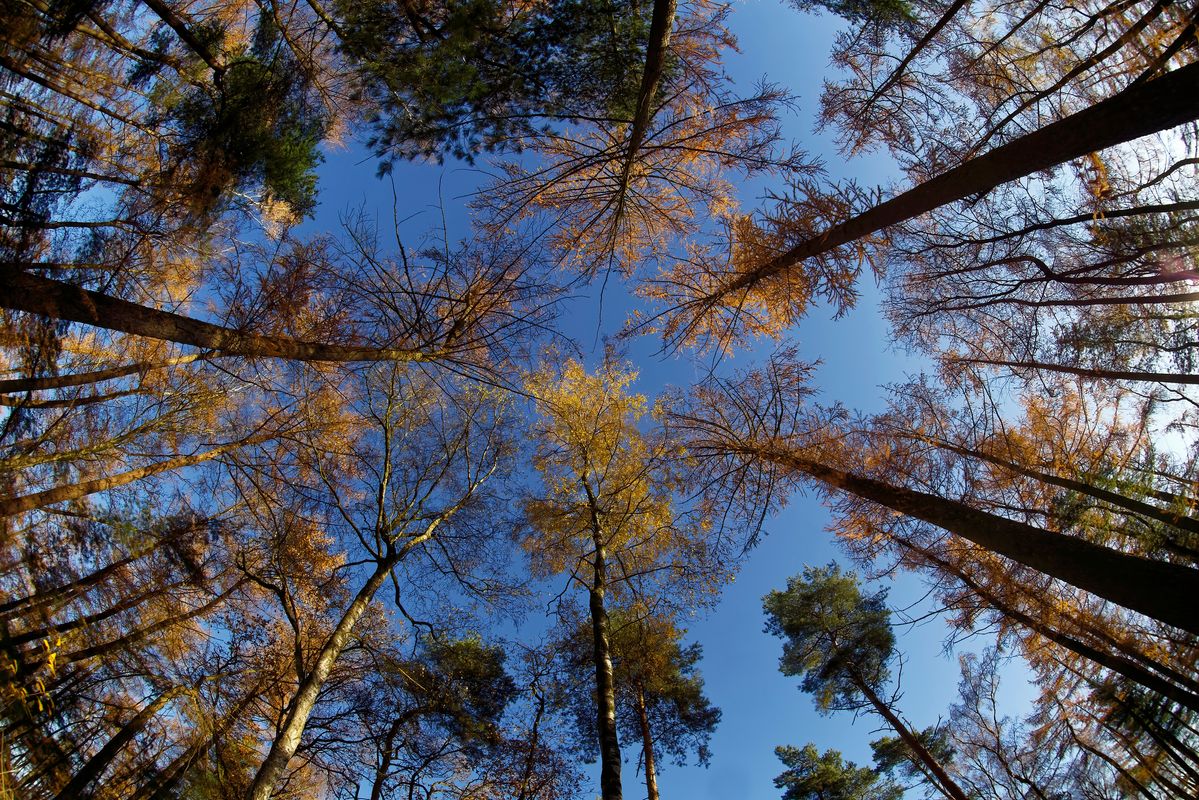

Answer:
[1,0,1196,796]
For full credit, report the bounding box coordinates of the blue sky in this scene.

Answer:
[305,2,1032,796]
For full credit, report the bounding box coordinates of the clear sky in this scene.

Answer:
[305,2,1031,796]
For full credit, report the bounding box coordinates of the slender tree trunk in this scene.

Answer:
[51,685,191,800]
[127,686,262,800]
[0,548,148,617]
[0,387,146,408]
[0,353,210,395]
[951,355,1199,385]
[758,446,1199,634]
[0,438,259,517]
[634,683,659,800]
[610,0,677,234]
[367,710,424,800]
[703,60,1199,305]
[900,538,1199,714]
[911,432,1199,545]
[852,673,970,800]
[50,580,244,670]
[0,271,430,363]
[590,540,623,800]
[246,558,397,800]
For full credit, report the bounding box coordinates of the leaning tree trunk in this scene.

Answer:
[704,60,1199,305]
[0,270,429,363]
[51,684,192,800]
[758,447,1199,635]
[0,437,264,517]
[246,557,397,800]
[950,355,1199,386]
[851,670,970,800]
[898,538,1199,715]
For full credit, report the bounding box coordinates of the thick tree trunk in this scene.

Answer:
[0,271,429,363]
[51,684,191,800]
[634,683,660,800]
[852,673,970,800]
[704,61,1199,305]
[759,447,1199,635]
[590,541,623,800]
[246,559,396,800]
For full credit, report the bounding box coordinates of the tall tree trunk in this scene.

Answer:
[0,438,259,517]
[590,539,623,800]
[0,271,429,363]
[51,684,192,800]
[951,355,1199,385]
[366,714,410,800]
[127,686,263,800]
[899,538,1199,714]
[758,446,1199,635]
[851,672,970,800]
[913,433,1199,543]
[634,682,659,800]
[703,60,1199,305]
[246,558,397,800]
[0,353,210,395]
[609,0,677,237]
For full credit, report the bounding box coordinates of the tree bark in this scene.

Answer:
[590,540,623,800]
[51,684,191,800]
[0,353,209,395]
[950,355,1199,385]
[758,446,1199,635]
[610,0,678,237]
[246,557,397,800]
[900,538,1199,715]
[852,672,970,800]
[0,271,430,363]
[916,433,1199,542]
[0,439,259,517]
[702,60,1199,307]
[634,683,659,800]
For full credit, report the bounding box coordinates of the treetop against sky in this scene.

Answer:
[1,0,1197,798]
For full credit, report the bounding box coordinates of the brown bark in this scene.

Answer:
[0,439,257,517]
[0,387,146,408]
[609,0,678,239]
[758,446,1199,635]
[900,539,1199,715]
[60,581,244,667]
[701,60,1199,308]
[0,547,150,617]
[916,434,1199,542]
[853,673,970,800]
[951,355,1199,385]
[0,354,209,395]
[50,684,192,800]
[0,271,431,363]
